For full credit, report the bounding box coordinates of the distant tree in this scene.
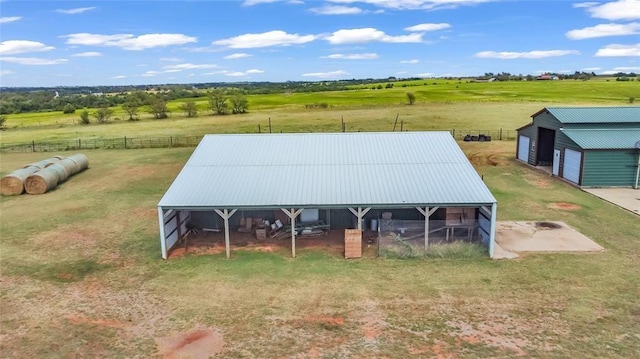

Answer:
[207,89,228,115]
[79,109,90,124]
[180,100,198,118]
[0,114,6,130]
[229,91,248,114]
[62,103,76,114]
[122,100,140,121]
[406,92,416,105]
[93,105,114,124]
[385,83,394,88]
[147,94,169,119]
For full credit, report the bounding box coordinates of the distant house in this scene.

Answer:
[536,75,559,81]
[516,107,640,187]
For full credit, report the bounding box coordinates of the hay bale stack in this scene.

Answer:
[24,169,60,195]
[58,158,80,177]
[67,154,89,173]
[0,167,40,196]
[25,157,61,170]
[47,163,69,183]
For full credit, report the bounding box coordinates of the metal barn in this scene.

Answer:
[157,132,498,259]
[516,107,640,187]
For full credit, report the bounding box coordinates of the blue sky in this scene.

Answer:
[0,0,639,87]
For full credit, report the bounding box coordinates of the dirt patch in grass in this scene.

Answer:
[548,202,582,211]
[156,327,224,359]
[467,151,506,167]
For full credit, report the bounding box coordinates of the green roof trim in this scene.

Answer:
[561,129,640,150]
[534,107,640,124]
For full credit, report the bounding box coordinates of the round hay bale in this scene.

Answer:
[0,167,40,196]
[47,163,69,183]
[58,158,80,176]
[24,158,61,170]
[67,154,89,173]
[24,170,59,195]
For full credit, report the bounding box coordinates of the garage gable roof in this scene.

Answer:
[158,132,497,209]
[562,129,640,150]
[533,107,640,124]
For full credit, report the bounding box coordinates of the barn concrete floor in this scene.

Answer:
[493,221,604,259]
[583,188,640,216]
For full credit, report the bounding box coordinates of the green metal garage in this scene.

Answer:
[516,107,640,187]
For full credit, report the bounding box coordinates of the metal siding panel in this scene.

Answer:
[562,129,640,150]
[582,150,638,187]
[547,107,640,124]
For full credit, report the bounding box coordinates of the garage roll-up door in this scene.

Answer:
[563,149,582,184]
[518,135,530,162]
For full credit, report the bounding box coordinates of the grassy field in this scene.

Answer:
[1,141,639,358]
[1,78,638,137]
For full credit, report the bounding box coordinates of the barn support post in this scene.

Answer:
[489,203,497,258]
[214,209,238,259]
[348,207,371,230]
[158,207,168,259]
[416,206,439,253]
[281,208,303,258]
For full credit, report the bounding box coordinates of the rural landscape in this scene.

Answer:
[1,77,639,358]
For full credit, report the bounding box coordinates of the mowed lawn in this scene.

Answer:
[1,142,639,358]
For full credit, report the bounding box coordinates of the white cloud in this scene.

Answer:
[0,40,55,55]
[475,50,580,59]
[71,51,102,57]
[325,28,423,44]
[142,71,160,77]
[0,70,14,76]
[242,0,281,5]
[326,0,492,11]
[404,23,451,32]
[56,7,96,15]
[213,30,318,48]
[63,33,197,50]
[160,57,184,62]
[0,57,67,65]
[400,59,419,64]
[0,16,22,24]
[310,5,364,14]
[302,70,348,78]
[573,2,599,8]
[602,66,640,74]
[324,53,378,59]
[595,43,640,56]
[226,71,247,77]
[415,72,435,77]
[246,69,264,74]
[112,75,127,79]
[566,23,640,39]
[581,67,601,71]
[224,53,253,59]
[163,63,218,71]
[583,0,640,21]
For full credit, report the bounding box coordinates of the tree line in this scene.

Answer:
[75,89,248,124]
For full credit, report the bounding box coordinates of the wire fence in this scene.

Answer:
[0,129,516,153]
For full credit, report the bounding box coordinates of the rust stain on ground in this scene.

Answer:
[156,327,224,359]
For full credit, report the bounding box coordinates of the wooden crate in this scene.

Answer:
[255,228,267,240]
[344,229,362,259]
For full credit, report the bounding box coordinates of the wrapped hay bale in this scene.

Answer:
[25,168,60,195]
[47,163,69,183]
[67,154,89,173]
[24,157,61,170]
[0,167,40,196]
[58,158,80,177]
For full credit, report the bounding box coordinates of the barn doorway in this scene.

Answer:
[536,127,555,166]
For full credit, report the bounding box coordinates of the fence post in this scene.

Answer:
[124,136,127,149]
[499,128,503,140]
[78,138,81,149]
[452,129,455,139]
[32,140,35,152]
[170,136,173,147]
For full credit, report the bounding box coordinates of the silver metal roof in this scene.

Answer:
[562,129,640,149]
[543,107,640,124]
[158,132,497,209]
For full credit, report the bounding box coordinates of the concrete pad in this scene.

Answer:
[583,188,640,216]
[492,242,519,259]
[496,221,604,253]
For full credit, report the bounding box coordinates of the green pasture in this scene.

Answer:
[1,142,638,357]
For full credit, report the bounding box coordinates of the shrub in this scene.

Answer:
[62,103,76,114]
[629,97,636,104]
[79,109,90,124]
[406,92,416,105]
